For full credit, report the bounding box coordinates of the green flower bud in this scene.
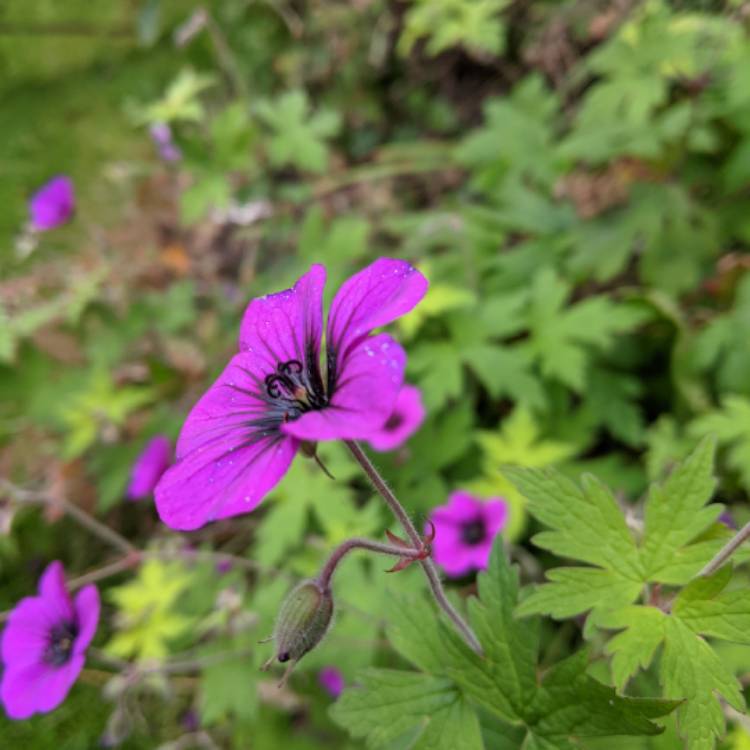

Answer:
[263,579,333,684]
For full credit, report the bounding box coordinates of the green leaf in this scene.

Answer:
[516,567,642,623]
[673,566,750,644]
[504,468,641,577]
[523,269,645,391]
[330,670,468,749]
[601,606,666,691]
[256,90,340,173]
[640,436,720,581]
[399,0,510,59]
[690,397,750,493]
[691,275,750,398]
[337,541,678,749]
[661,617,744,750]
[529,649,679,739]
[199,636,259,724]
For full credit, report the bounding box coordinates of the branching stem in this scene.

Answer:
[344,440,483,655]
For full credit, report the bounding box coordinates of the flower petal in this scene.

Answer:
[238,264,326,374]
[432,491,483,525]
[282,334,405,441]
[127,435,172,499]
[1,598,52,669]
[39,561,74,623]
[1,662,48,719]
[465,540,494,572]
[0,654,84,719]
[326,258,428,367]
[366,384,425,452]
[73,585,100,654]
[155,353,298,530]
[29,176,75,232]
[482,499,508,536]
[430,519,477,578]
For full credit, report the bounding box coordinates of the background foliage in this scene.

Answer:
[3,0,750,748]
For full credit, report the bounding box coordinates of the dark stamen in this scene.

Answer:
[461,519,486,547]
[384,412,404,431]
[45,621,78,666]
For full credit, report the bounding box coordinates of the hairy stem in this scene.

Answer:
[344,440,483,655]
[316,536,423,590]
[697,520,750,578]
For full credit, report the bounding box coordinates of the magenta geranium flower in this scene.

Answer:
[366,384,425,452]
[429,491,508,578]
[0,561,100,719]
[29,176,75,231]
[155,258,428,530]
[127,435,172,500]
[318,666,344,698]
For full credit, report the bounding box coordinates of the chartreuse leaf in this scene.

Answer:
[106,559,194,661]
[333,543,678,749]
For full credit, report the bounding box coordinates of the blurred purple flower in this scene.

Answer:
[127,435,172,500]
[155,259,428,531]
[719,511,737,529]
[149,123,182,162]
[215,558,233,575]
[429,491,507,578]
[366,384,425,452]
[29,176,75,231]
[0,561,99,719]
[318,666,344,698]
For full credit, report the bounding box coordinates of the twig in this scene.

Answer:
[344,441,484,655]
[0,478,135,554]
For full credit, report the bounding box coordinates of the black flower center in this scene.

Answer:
[461,518,486,546]
[45,621,78,666]
[384,412,404,432]
[264,357,328,421]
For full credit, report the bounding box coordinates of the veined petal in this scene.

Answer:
[239,264,326,375]
[282,334,405,441]
[155,352,298,530]
[326,259,427,375]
